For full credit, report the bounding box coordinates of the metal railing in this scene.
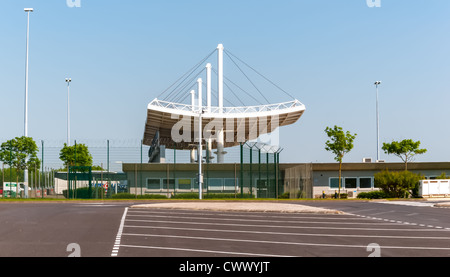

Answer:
[149,98,305,115]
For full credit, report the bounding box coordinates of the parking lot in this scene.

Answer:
[114,206,450,257]
[0,200,449,260]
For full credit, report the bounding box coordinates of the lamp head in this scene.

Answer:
[24,8,34,12]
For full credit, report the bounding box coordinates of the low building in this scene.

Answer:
[283,162,450,198]
[122,161,450,199]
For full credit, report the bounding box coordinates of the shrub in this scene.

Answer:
[357,191,388,199]
[436,173,450,179]
[63,187,104,199]
[111,193,168,199]
[171,192,255,199]
[374,170,424,198]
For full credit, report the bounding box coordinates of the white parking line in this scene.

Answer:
[119,210,450,257]
[118,244,290,257]
[377,201,435,207]
[347,213,450,231]
[111,207,128,257]
[125,218,445,232]
[126,213,401,225]
[123,224,450,240]
[121,232,450,252]
[128,209,363,220]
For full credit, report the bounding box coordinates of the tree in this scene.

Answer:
[59,143,93,169]
[0,137,40,195]
[382,139,427,170]
[324,126,357,198]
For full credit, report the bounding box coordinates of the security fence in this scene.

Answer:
[125,141,283,199]
[0,139,146,199]
[239,142,282,198]
[0,138,283,199]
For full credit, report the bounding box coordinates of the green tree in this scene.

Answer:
[0,137,40,195]
[382,139,427,170]
[324,125,357,198]
[59,143,93,169]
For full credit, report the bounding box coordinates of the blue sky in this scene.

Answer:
[1,0,450,164]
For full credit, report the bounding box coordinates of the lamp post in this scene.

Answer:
[24,8,33,190]
[24,8,33,138]
[374,81,381,161]
[197,78,203,200]
[65,78,72,146]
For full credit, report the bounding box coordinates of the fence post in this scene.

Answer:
[240,143,243,198]
[140,140,143,196]
[41,140,44,199]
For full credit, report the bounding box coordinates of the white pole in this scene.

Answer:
[198,78,202,110]
[216,44,225,163]
[24,8,33,138]
[217,44,224,113]
[24,8,33,189]
[206,63,213,163]
[190,90,196,163]
[375,81,381,161]
[190,89,195,111]
[197,78,203,200]
[66,78,72,146]
[68,81,70,146]
[206,63,212,112]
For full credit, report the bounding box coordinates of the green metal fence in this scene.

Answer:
[239,142,283,198]
[0,138,282,199]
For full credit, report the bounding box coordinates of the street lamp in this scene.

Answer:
[197,78,203,200]
[24,8,33,137]
[24,8,33,191]
[374,81,381,161]
[65,78,72,146]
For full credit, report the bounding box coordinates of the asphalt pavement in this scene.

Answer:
[0,199,449,259]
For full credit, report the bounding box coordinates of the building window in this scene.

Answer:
[345,178,357,189]
[208,179,223,191]
[162,179,175,190]
[329,178,343,189]
[178,179,192,190]
[147,179,161,190]
[224,178,238,191]
[359,177,372,189]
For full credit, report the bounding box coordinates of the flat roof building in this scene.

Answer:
[122,161,450,199]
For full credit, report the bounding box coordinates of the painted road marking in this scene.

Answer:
[124,218,448,232]
[117,208,450,257]
[128,209,363,220]
[121,232,450,252]
[123,224,450,240]
[126,213,402,225]
[377,201,435,207]
[118,244,290,257]
[347,212,450,231]
[111,207,128,257]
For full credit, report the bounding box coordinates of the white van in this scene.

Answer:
[3,183,27,197]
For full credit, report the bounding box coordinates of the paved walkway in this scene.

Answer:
[131,201,343,214]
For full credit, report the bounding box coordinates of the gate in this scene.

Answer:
[67,166,93,199]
